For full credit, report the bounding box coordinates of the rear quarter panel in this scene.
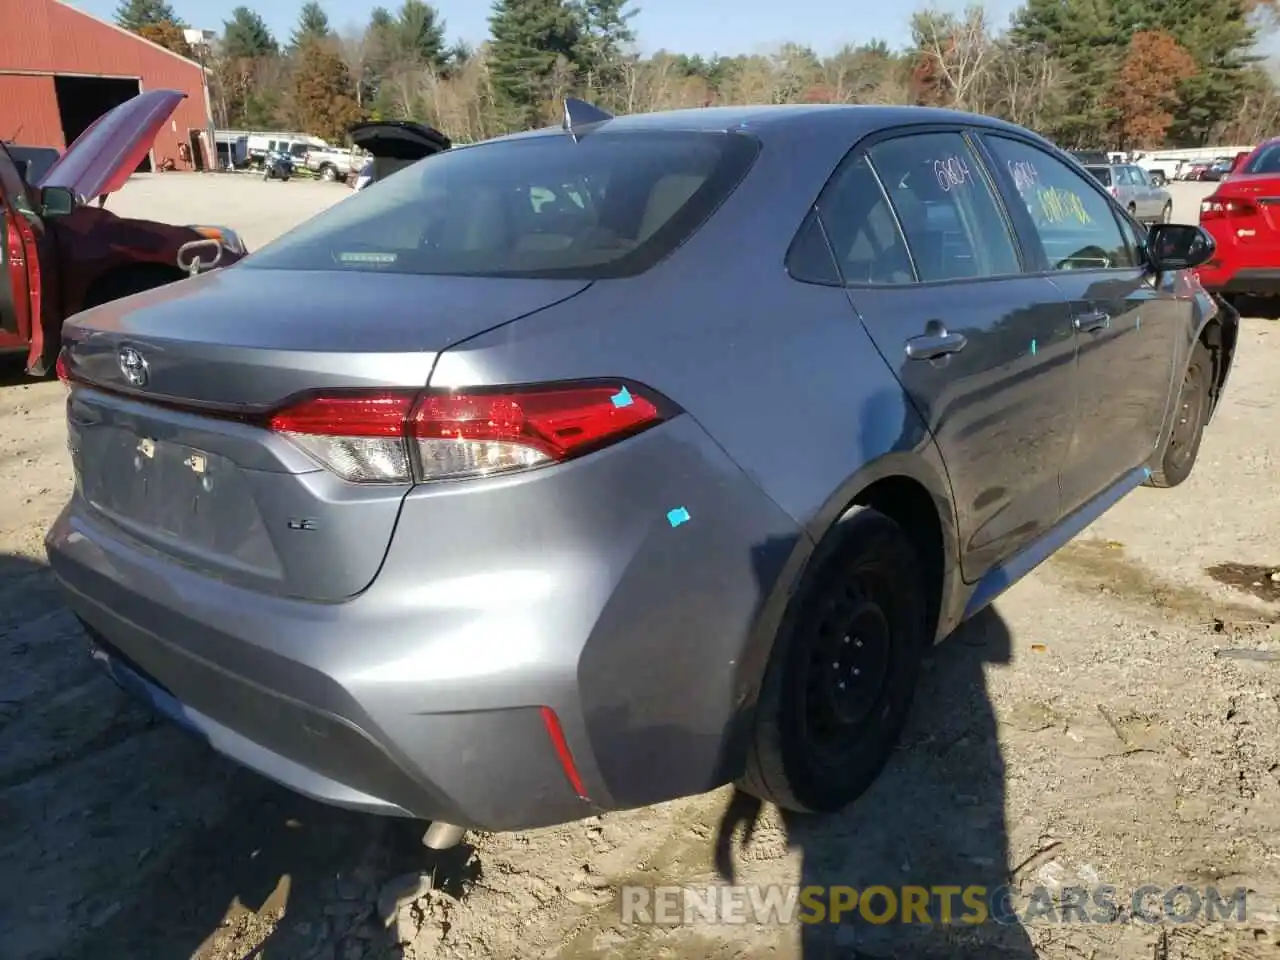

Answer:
[423,119,964,797]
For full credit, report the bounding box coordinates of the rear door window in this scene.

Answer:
[244,131,760,279]
[1086,166,1113,186]
[865,131,1022,282]
[983,135,1135,271]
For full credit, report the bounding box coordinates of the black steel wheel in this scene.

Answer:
[1146,342,1211,488]
[741,506,928,813]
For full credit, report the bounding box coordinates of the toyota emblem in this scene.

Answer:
[118,346,149,387]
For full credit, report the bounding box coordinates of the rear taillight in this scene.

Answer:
[1201,196,1256,220]
[55,351,70,382]
[1108,185,1119,198]
[268,383,668,484]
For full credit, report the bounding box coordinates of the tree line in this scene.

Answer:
[112,0,1280,149]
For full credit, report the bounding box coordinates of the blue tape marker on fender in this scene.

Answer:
[611,386,633,408]
[1030,339,1038,356]
[1143,466,1151,478]
[667,507,691,528]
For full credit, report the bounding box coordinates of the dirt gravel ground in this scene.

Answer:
[2,176,1278,960]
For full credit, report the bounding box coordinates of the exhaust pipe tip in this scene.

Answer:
[422,821,466,850]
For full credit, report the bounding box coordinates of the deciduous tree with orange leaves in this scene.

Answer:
[137,20,194,58]
[1105,29,1197,148]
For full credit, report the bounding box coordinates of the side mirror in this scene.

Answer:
[1145,223,1215,272]
[40,185,76,218]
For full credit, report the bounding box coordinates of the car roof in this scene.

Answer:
[482,103,1057,150]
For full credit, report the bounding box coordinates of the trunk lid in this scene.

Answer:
[62,267,591,601]
[1208,174,1280,240]
[39,90,184,202]
[348,120,451,182]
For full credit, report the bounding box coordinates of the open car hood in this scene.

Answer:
[39,89,185,202]
[348,120,450,182]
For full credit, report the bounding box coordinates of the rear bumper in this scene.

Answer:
[1197,266,1280,296]
[1223,269,1280,297]
[46,415,804,831]
[1195,218,1280,295]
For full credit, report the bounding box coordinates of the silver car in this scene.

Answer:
[1085,163,1173,223]
[47,101,1233,850]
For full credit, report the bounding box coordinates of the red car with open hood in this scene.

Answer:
[1,89,246,376]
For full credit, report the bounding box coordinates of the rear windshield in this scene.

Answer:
[1244,144,1280,175]
[1084,165,1112,186]
[243,131,760,279]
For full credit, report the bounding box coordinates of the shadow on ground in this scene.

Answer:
[714,605,1037,959]
[0,355,37,389]
[0,550,478,960]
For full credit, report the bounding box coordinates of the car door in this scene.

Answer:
[816,129,1078,583]
[1144,168,1168,217]
[1124,166,1148,218]
[979,133,1185,517]
[1112,165,1137,215]
[0,143,40,352]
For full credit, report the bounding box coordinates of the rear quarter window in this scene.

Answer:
[244,131,760,280]
[1244,145,1280,174]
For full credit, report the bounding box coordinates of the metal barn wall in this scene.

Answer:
[0,74,62,147]
[0,0,209,153]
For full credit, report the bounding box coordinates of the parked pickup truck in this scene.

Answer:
[304,145,365,183]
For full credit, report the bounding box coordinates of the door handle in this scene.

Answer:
[1073,310,1111,333]
[905,329,968,361]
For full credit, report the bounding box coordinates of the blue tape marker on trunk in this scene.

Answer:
[667,507,690,528]
[611,387,633,408]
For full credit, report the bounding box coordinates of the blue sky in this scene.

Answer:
[71,0,1023,55]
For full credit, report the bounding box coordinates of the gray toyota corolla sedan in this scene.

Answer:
[47,101,1238,850]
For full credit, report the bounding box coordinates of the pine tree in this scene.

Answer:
[396,0,448,68]
[115,0,183,31]
[488,0,582,122]
[222,7,277,60]
[573,0,636,96]
[289,2,333,52]
[1009,0,1124,146]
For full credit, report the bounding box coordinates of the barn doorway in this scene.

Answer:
[187,130,206,171]
[53,75,150,172]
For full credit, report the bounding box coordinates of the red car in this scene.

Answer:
[1,90,246,377]
[1197,137,1280,303]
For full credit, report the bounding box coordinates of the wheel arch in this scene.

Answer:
[1197,295,1241,421]
[717,454,963,782]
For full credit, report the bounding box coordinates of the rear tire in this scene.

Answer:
[1145,341,1212,489]
[1160,201,1172,223]
[739,506,927,813]
[319,165,337,182]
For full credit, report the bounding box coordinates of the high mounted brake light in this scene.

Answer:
[268,382,669,484]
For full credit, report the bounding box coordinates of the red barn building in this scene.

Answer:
[0,0,212,171]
